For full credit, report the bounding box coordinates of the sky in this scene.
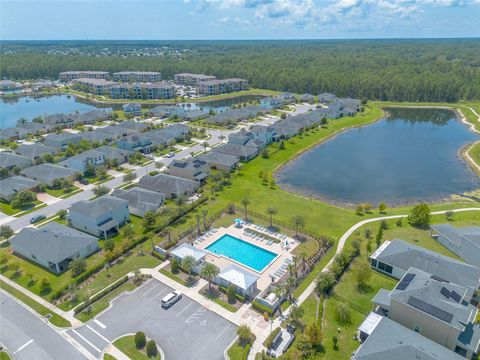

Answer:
[1,0,479,40]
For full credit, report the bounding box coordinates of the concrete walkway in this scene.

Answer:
[247,207,480,359]
[103,344,131,360]
[0,274,82,327]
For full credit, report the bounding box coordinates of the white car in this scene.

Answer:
[161,290,182,309]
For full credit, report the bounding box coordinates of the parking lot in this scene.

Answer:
[0,291,87,360]
[68,279,237,360]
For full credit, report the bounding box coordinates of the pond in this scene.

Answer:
[275,108,480,206]
[177,95,263,112]
[0,95,111,129]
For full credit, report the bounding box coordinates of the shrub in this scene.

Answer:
[227,285,236,304]
[70,258,87,277]
[408,203,431,228]
[74,276,128,314]
[134,331,146,349]
[170,257,180,274]
[252,300,273,316]
[335,304,351,325]
[264,327,281,348]
[146,340,157,357]
[0,225,14,240]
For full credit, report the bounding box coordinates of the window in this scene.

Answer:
[371,259,377,267]
[413,325,421,333]
[385,265,393,274]
[378,261,386,271]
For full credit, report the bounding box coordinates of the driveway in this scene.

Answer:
[68,279,237,360]
[0,291,87,360]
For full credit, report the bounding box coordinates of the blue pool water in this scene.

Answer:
[206,234,277,272]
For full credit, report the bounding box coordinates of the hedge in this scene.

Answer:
[263,327,281,349]
[252,300,274,316]
[74,275,129,314]
[219,285,246,303]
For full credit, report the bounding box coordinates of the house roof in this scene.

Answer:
[111,188,165,214]
[371,239,480,296]
[0,152,32,168]
[137,173,199,195]
[184,109,208,119]
[388,267,475,331]
[63,149,105,164]
[170,158,207,171]
[20,163,79,183]
[205,106,261,125]
[213,143,258,158]
[15,144,57,159]
[170,243,207,262]
[353,316,466,360]
[0,176,39,199]
[218,264,259,291]
[116,120,149,132]
[431,224,480,248]
[44,132,81,143]
[11,222,98,264]
[198,152,240,167]
[95,146,134,161]
[69,196,128,218]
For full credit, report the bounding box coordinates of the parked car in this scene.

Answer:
[165,152,175,158]
[161,290,182,309]
[30,214,46,224]
[78,179,89,185]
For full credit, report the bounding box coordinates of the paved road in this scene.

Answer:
[68,279,237,360]
[0,291,88,360]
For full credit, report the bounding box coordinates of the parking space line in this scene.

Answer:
[176,301,194,317]
[14,339,33,354]
[214,324,231,341]
[151,287,169,300]
[86,325,110,343]
[142,284,159,296]
[93,319,106,329]
[185,306,206,325]
[72,330,101,354]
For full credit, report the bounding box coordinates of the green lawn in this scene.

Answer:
[227,341,251,360]
[470,141,480,173]
[0,351,12,360]
[45,187,82,199]
[0,280,71,328]
[113,335,161,360]
[0,199,42,216]
[103,354,117,360]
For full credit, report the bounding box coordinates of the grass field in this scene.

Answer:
[113,335,161,360]
[0,351,12,360]
[227,341,251,360]
[0,280,71,328]
[0,199,42,216]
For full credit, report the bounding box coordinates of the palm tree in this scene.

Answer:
[195,214,201,235]
[163,226,172,243]
[202,142,209,153]
[181,255,196,277]
[202,209,208,230]
[200,263,219,292]
[219,134,226,142]
[292,215,305,238]
[241,198,250,221]
[266,207,277,228]
[297,251,307,273]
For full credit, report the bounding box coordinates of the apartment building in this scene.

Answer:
[112,71,161,82]
[173,73,216,86]
[110,82,175,100]
[71,78,116,95]
[59,71,110,82]
[197,78,249,96]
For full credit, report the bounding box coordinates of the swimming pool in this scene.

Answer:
[206,234,277,272]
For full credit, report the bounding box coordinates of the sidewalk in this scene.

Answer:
[0,274,82,327]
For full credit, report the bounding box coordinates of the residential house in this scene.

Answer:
[160,124,189,140]
[111,188,165,217]
[353,316,466,360]
[43,133,81,149]
[123,103,142,117]
[31,80,55,91]
[197,78,249,96]
[149,105,186,118]
[20,163,79,187]
[0,152,32,171]
[0,176,39,202]
[68,196,130,239]
[183,109,209,121]
[173,73,216,86]
[95,146,134,164]
[80,126,131,144]
[213,143,259,162]
[276,93,296,104]
[316,106,341,119]
[43,113,77,128]
[217,264,259,297]
[116,120,149,132]
[372,267,480,358]
[370,239,480,303]
[17,121,52,135]
[431,224,480,268]
[116,134,153,153]
[168,158,209,183]
[72,78,116,95]
[0,80,24,91]
[300,93,315,103]
[59,71,110,82]
[73,110,111,125]
[109,82,175,100]
[317,92,337,104]
[205,106,261,126]
[198,152,240,172]
[113,71,161,82]
[260,96,286,109]
[59,150,106,172]
[170,243,207,273]
[15,144,57,161]
[137,173,199,199]
[10,222,99,274]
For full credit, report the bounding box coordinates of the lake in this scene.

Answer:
[275,108,480,206]
[0,95,109,129]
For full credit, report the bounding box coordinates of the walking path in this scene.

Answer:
[247,207,480,358]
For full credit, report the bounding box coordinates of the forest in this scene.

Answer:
[1,39,479,102]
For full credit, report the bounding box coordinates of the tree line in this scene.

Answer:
[1,39,479,102]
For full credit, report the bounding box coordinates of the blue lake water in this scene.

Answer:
[275,108,480,206]
[206,234,277,272]
[0,95,108,129]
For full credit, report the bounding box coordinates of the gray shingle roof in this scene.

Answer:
[20,163,78,183]
[116,120,149,132]
[69,196,128,218]
[11,222,98,264]
[137,173,199,196]
[0,176,39,199]
[198,152,240,167]
[0,152,32,169]
[95,146,134,162]
[431,224,480,247]
[15,144,57,159]
[353,317,465,360]
[44,132,81,142]
[371,239,480,296]
[213,143,258,158]
[111,188,165,215]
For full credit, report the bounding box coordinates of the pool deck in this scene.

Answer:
[196,224,299,291]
